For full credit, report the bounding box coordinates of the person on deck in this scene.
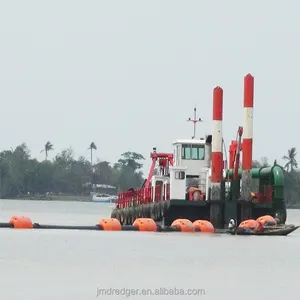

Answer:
[228,218,237,233]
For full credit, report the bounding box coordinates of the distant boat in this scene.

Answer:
[91,194,116,203]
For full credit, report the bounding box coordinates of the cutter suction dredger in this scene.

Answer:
[111,73,287,229]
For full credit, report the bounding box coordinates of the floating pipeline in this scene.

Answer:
[0,216,298,236]
[0,216,214,233]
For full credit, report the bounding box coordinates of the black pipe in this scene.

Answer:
[157,225,181,232]
[33,223,102,230]
[0,222,13,228]
[121,225,139,231]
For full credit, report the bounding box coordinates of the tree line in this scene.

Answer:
[0,142,299,206]
[0,142,145,198]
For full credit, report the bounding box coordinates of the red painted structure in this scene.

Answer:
[211,86,223,184]
[144,152,173,188]
[251,186,273,203]
[229,140,238,169]
[117,151,173,208]
[242,74,254,170]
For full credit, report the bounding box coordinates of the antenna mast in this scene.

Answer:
[187,106,203,139]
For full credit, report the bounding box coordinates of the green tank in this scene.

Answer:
[225,164,287,226]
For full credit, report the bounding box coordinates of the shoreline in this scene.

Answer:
[1,196,92,202]
[1,197,299,209]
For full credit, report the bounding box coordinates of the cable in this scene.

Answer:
[222,139,230,187]
[222,138,228,172]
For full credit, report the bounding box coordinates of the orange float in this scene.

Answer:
[133,218,157,231]
[98,218,122,231]
[238,219,259,230]
[9,216,33,229]
[193,220,215,233]
[171,219,194,232]
[256,215,277,226]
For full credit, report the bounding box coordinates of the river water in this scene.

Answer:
[0,199,299,299]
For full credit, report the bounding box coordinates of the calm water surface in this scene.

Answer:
[0,200,299,300]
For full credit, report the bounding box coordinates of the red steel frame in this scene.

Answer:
[117,152,173,208]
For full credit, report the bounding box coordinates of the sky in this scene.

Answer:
[0,1,299,173]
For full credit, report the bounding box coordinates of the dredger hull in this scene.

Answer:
[111,199,287,228]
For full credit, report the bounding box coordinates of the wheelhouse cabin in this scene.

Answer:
[172,138,206,177]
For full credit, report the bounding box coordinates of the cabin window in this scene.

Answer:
[176,145,181,163]
[182,144,205,160]
[182,145,191,159]
[191,147,198,159]
[175,171,185,180]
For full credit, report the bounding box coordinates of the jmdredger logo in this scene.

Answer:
[96,287,206,297]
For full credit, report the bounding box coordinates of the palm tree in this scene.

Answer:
[40,141,54,161]
[283,147,298,172]
[88,142,97,166]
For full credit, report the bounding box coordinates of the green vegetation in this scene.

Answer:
[0,142,299,207]
[0,142,145,199]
